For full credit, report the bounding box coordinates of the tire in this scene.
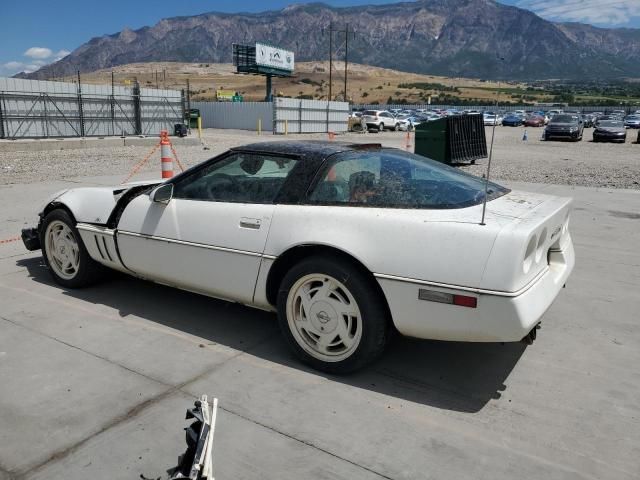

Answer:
[277,256,390,374]
[40,209,104,288]
[394,123,400,131]
[378,122,384,132]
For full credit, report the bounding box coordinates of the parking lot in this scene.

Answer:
[1,128,639,479]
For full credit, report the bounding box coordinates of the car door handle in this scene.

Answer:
[239,217,262,230]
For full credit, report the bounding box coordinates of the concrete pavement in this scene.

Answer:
[0,175,638,479]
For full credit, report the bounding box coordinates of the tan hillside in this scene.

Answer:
[54,61,539,104]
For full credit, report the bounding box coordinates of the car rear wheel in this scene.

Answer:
[277,256,390,373]
[378,122,385,132]
[40,209,103,288]
[394,123,400,131]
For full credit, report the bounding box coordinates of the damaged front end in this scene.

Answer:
[21,227,41,251]
[168,395,219,480]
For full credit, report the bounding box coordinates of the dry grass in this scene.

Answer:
[54,61,534,104]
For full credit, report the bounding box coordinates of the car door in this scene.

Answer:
[116,151,298,304]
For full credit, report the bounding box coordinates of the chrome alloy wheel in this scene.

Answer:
[44,220,80,280]
[286,274,363,362]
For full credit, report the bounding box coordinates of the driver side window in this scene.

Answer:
[172,153,297,204]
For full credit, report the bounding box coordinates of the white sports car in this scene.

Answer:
[22,141,575,373]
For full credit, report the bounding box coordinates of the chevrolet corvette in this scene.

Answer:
[22,141,575,373]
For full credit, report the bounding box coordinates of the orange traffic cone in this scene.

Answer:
[405,131,412,151]
[160,130,173,178]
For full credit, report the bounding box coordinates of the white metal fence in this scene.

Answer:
[273,98,349,134]
[0,77,183,139]
[193,101,273,131]
[193,99,349,134]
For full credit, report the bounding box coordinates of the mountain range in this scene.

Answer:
[19,0,640,80]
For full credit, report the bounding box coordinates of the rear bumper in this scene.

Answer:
[376,239,575,342]
[21,227,41,251]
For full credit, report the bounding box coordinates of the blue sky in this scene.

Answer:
[1,0,639,76]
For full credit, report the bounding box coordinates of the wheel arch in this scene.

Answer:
[42,201,78,225]
[265,244,392,319]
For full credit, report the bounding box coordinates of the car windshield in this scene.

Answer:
[598,121,623,128]
[551,115,577,123]
[308,149,509,209]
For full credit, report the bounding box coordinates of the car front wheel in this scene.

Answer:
[277,256,390,373]
[40,209,103,288]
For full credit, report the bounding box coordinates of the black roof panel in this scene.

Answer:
[231,140,382,158]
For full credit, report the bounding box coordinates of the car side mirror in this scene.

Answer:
[150,184,173,204]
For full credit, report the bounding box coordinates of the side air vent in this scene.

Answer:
[94,236,105,260]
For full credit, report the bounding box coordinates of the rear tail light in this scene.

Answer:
[453,295,478,308]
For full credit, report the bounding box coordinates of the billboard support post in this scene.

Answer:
[266,74,273,102]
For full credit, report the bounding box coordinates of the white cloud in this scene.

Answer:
[23,47,53,59]
[518,0,640,26]
[3,61,25,70]
[1,47,70,76]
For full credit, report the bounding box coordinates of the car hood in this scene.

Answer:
[547,122,576,128]
[40,179,161,224]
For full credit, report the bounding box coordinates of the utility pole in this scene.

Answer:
[344,23,349,102]
[111,71,115,136]
[328,22,333,101]
[324,23,354,102]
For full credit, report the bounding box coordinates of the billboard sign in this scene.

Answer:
[255,43,294,72]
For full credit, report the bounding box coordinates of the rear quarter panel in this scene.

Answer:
[263,205,501,288]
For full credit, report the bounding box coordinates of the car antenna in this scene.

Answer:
[480,56,504,226]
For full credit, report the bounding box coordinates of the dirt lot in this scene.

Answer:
[1,126,639,189]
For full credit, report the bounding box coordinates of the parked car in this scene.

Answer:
[543,114,583,141]
[593,120,627,143]
[624,115,640,129]
[483,113,503,126]
[502,114,524,127]
[396,115,421,131]
[348,113,367,132]
[524,115,545,127]
[22,141,575,373]
[596,115,616,124]
[581,114,594,128]
[361,110,399,131]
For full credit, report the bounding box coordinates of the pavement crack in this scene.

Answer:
[216,405,395,480]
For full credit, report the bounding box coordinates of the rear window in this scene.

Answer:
[307,149,508,209]
[362,110,378,116]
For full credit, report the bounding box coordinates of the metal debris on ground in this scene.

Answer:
[168,395,219,480]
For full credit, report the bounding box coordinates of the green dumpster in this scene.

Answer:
[187,108,201,129]
[415,115,487,165]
